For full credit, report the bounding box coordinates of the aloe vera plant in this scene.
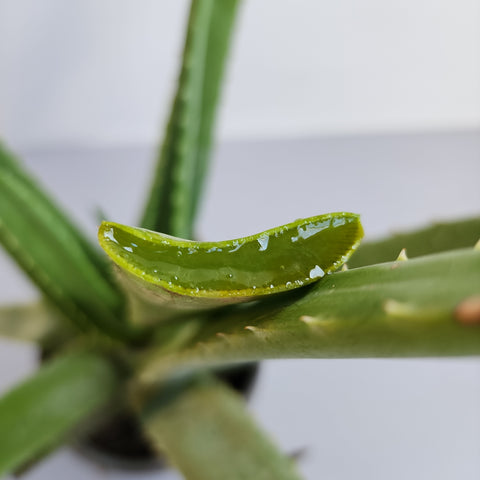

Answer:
[1,2,479,479]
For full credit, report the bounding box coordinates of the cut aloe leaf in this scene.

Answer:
[138,248,480,383]
[98,213,363,317]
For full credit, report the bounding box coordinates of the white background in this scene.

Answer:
[1,0,480,149]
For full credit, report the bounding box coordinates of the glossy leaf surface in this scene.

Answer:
[139,248,480,383]
[99,213,363,312]
[0,352,119,476]
[140,0,240,239]
[140,375,303,480]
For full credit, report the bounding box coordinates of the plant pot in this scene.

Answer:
[72,363,259,470]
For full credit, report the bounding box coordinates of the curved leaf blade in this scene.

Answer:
[0,352,120,476]
[99,213,363,319]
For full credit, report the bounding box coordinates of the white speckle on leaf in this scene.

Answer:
[309,265,325,279]
[257,235,269,251]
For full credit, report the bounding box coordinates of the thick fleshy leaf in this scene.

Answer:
[139,248,480,383]
[0,351,120,476]
[350,216,480,268]
[98,213,363,322]
[0,143,115,283]
[139,375,303,480]
[140,0,240,239]
[0,143,132,340]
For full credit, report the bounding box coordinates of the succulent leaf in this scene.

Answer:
[0,352,120,476]
[0,142,115,281]
[350,216,480,268]
[98,213,363,322]
[139,375,303,480]
[0,144,132,340]
[139,248,480,383]
[140,0,240,239]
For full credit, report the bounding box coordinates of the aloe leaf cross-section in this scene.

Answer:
[98,213,363,318]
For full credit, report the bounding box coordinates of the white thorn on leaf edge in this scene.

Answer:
[244,325,269,339]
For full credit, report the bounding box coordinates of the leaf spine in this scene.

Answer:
[244,325,269,339]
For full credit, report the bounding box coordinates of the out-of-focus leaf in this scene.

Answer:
[0,351,120,476]
[0,143,133,340]
[0,301,71,346]
[349,216,480,268]
[139,248,480,383]
[139,375,303,480]
[140,0,240,239]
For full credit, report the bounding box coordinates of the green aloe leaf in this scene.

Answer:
[139,375,303,480]
[0,142,114,279]
[0,301,71,346]
[140,0,240,239]
[98,213,363,322]
[139,248,480,383]
[350,216,480,268]
[0,143,132,340]
[0,351,120,476]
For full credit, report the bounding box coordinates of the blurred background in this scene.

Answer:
[1,0,480,149]
[1,1,480,479]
